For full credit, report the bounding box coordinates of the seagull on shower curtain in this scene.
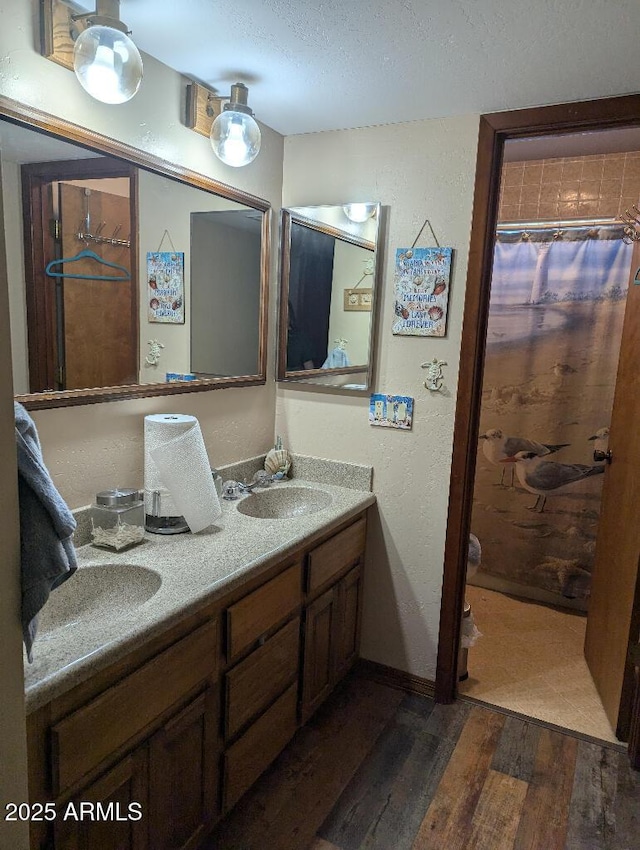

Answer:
[501,450,605,512]
[479,428,570,485]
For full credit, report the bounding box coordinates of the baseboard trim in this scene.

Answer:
[355,659,436,699]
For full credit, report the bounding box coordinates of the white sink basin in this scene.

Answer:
[38,564,162,637]
[236,486,333,519]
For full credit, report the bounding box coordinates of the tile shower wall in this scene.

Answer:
[499,152,640,221]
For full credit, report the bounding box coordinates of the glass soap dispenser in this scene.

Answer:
[91,488,145,551]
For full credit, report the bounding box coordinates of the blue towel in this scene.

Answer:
[322,347,351,369]
[14,402,77,661]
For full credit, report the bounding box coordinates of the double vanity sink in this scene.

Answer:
[26,463,375,849]
[38,486,331,642]
[26,473,375,712]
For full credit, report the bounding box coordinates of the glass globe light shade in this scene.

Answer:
[73,25,143,104]
[343,203,376,223]
[210,111,261,167]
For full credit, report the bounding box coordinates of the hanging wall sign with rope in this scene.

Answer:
[392,219,453,337]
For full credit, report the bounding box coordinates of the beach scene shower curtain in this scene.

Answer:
[469,226,632,610]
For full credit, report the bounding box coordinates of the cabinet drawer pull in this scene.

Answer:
[226,561,302,661]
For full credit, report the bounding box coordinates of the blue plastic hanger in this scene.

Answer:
[45,248,131,281]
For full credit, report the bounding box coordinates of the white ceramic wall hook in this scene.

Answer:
[422,357,447,391]
[146,339,165,366]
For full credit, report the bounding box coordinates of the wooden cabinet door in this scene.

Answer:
[148,689,219,850]
[585,244,640,740]
[301,586,338,722]
[54,750,148,850]
[334,566,362,680]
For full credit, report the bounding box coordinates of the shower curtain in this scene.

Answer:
[469,225,632,609]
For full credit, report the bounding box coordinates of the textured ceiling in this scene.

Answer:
[80,1,639,136]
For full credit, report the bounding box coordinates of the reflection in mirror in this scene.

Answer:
[278,203,381,391]
[0,105,269,409]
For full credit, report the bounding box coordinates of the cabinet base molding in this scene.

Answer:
[355,659,436,699]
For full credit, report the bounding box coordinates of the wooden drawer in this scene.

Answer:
[225,616,300,740]
[306,517,366,595]
[226,560,302,661]
[51,620,218,795]
[222,682,298,812]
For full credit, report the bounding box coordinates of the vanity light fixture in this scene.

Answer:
[40,0,143,105]
[185,80,261,167]
[343,203,377,223]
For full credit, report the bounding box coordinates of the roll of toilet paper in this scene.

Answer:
[144,414,221,533]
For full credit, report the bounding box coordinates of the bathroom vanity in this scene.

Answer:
[25,476,373,850]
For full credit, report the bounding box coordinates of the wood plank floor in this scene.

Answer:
[203,674,639,850]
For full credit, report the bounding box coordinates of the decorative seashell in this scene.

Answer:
[264,448,291,478]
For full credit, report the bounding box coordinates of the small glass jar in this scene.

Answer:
[211,468,223,499]
[91,488,145,551]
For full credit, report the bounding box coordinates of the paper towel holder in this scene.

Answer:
[145,489,190,535]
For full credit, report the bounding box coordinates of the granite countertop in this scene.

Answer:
[25,456,375,714]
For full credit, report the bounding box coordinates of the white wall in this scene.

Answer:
[0,0,283,510]
[190,213,261,377]
[326,240,373,366]
[280,116,480,680]
[0,152,29,850]
[137,174,261,383]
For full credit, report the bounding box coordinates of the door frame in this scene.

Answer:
[21,157,138,392]
[435,93,640,705]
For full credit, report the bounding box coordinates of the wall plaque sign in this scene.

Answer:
[392,246,453,337]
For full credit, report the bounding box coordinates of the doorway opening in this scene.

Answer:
[459,131,638,742]
[21,157,138,393]
[436,95,640,749]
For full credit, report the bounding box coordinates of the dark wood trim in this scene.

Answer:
[258,206,271,383]
[619,555,640,742]
[20,375,268,410]
[0,96,270,212]
[436,94,640,705]
[21,157,137,394]
[21,163,56,392]
[277,210,293,381]
[1,93,271,409]
[129,166,140,389]
[355,658,436,700]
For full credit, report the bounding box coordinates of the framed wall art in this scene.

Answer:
[147,251,185,324]
[392,246,453,337]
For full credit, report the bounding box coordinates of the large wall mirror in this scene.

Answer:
[277,203,382,391]
[0,98,270,409]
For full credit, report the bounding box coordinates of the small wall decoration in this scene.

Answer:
[369,393,414,430]
[145,338,165,366]
[392,246,453,337]
[422,357,447,392]
[343,287,373,311]
[147,250,185,324]
[165,372,196,382]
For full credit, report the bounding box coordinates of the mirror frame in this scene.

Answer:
[0,95,271,410]
[277,206,381,391]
